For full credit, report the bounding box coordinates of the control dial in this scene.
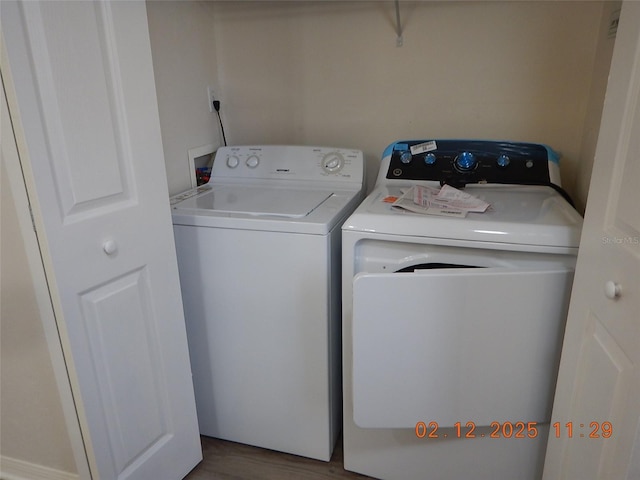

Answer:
[246,155,260,168]
[455,151,477,171]
[226,155,240,168]
[424,153,437,165]
[321,152,344,174]
[400,151,413,164]
[497,154,510,168]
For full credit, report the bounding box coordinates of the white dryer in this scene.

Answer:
[171,145,364,461]
[341,140,583,479]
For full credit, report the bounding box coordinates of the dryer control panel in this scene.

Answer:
[213,145,364,184]
[386,140,556,188]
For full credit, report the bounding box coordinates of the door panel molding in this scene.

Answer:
[21,1,137,221]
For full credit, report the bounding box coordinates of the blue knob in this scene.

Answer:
[497,154,510,168]
[424,153,437,165]
[455,151,477,170]
[400,151,412,164]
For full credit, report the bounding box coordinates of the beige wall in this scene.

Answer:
[0,160,77,475]
[149,1,614,208]
[205,1,609,205]
[147,0,221,196]
[574,2,620,213]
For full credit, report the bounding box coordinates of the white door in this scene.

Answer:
[543,2,640,479]
[1,51,92,478]
[1,2,202,479]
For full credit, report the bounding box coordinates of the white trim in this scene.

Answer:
[0,456,79,480]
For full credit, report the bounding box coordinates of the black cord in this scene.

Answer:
[213,100,227,146]
[547,182,576,209]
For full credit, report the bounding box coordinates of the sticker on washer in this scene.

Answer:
[391,185,490,217]
[410,141,437,155]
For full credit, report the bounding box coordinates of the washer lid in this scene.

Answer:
[172,185,333,218]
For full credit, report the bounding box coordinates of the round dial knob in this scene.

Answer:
[424,153,437,165]
[497,154,510,168]
[321,152,344,173]
[400,151,413,164]
[455,151,477,171]
[246,155,259,168]
[226,155,240,168]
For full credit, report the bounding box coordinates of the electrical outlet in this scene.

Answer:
[207,86,216,113]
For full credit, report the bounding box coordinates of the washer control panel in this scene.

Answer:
[213,145,363,183]
[386,140,554,187]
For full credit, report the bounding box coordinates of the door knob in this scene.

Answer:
[604,281,621,300]
[103,239,118,255]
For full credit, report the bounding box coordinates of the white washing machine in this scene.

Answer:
[171,145,364,461]
[341,140,583,479]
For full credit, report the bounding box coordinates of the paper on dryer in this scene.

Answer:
[391,185,490,218]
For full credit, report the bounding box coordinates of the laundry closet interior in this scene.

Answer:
[1,1,621,479]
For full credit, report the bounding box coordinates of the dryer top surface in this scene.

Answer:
[343,184,583,250]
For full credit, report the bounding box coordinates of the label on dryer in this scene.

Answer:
[410,140,438,155]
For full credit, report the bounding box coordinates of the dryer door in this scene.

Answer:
[352,266,573,429]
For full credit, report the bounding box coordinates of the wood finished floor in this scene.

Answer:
[184,435,374,480]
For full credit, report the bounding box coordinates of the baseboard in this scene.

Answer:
[0,455,79,480]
